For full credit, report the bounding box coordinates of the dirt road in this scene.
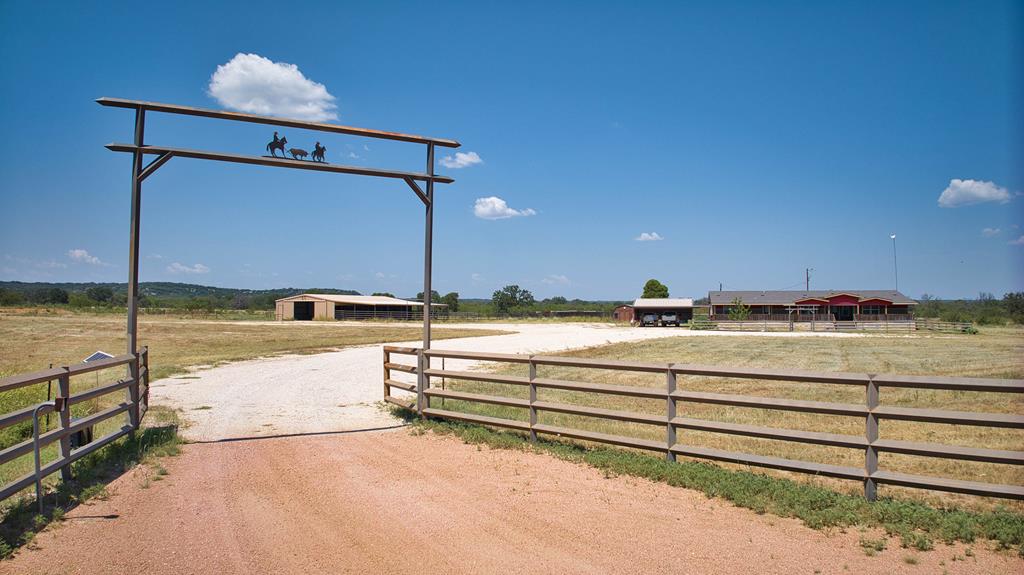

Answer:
[3,429,1016,575]
[152,322,858,441]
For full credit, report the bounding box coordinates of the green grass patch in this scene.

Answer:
[0,421,181,560]
[397,408,1024,555]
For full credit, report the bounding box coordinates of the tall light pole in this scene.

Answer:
[890,234,898,292]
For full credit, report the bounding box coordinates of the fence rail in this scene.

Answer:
[710,314,835,322]
[915,319,975,333]
[382,346,1024,501]
[0,348,149,504]
[709,319,917,333]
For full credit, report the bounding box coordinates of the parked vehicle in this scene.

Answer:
[660,312,679,327]
[640,313,658,327]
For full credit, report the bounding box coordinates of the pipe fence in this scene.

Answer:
[0,348,149,504]
[383,346,1023,501]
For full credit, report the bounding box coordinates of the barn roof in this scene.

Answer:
[632,298,694,308]
[275,293,446,307]
[708,290,917,305]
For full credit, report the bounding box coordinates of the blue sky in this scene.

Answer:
[1,1,1021,300]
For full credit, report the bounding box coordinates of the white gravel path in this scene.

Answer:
[151,323,858,441]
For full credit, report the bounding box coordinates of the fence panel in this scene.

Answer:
[384,346,1024,501]
[0,348,150,505]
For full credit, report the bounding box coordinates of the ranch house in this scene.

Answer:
[709,290,917,322]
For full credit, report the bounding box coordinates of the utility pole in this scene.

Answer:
[890,234,898,292]
[719,282,722,292]
[805,268,813,291]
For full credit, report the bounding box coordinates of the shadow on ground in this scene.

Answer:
[0,424,180,559]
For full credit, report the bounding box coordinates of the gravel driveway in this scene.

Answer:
[151,322,856,441]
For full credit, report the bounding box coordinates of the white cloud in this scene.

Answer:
[6,254,67,270]
[166,262,210,274]
[938,179,1011,208]
[634,232,664,242]
[68,249,104,265]
[146,253,163,260]
[208,53,338,121]
[374,271,386,280]
[982,227,1001,237]
[1009,235,1024,246]
[440,151,483,169]
[542,274,571,286]
[471,273,484,282]
[473,196,536,220]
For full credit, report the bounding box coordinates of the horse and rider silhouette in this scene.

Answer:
[266,132,328,163]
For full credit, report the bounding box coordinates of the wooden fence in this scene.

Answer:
[383,346,1024,501]
[709,319,917,333]
[0,348,149,504]
[915,319,976,333]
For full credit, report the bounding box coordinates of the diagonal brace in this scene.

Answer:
[404,177,430,206]
[138,151,174,182]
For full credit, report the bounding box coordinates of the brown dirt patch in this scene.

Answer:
[2,429,1019,574]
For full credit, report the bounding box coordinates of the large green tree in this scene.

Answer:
[492,285,535,314]
[642,279,669,299]
[416,290,441,303]
[441,292,460,312]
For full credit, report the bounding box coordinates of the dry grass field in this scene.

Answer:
[436,327,1024,509]
[0,309,505,380]
[0,309,503,487]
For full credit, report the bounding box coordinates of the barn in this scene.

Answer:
[275,294,447,321]
[612,305,634,322]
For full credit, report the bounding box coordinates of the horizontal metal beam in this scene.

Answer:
[871,470,1024,499]
[671,444,866,481]
[106,144,454,184]
[97,97,461,148]
[422,407,532,432]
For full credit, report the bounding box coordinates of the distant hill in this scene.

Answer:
[0,281,360,298]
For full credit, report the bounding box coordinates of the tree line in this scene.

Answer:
[916,292,1024,324]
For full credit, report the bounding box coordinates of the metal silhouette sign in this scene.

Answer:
[266,131,287,157]
[266,132,328,163]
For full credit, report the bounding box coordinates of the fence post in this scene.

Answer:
[383,348,391,400]
[528,356,537,442]
[57,367,72,482]
[140,347,150,419]
[127,351,141,432]
[666,364,677,462]
[416,349,428,415]
[865,376,879,501]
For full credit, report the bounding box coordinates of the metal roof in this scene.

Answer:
[275,294,447,307]
[632,298,695,308]
[708,290,917,305]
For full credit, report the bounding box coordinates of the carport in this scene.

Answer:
[631,298,695,325]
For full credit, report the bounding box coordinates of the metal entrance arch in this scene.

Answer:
[99,97,458,414]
